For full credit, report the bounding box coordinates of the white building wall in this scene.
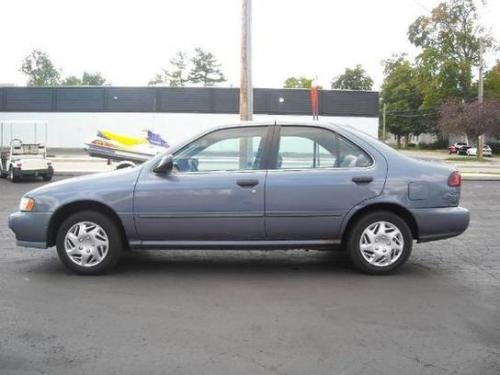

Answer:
[0,112,378,149]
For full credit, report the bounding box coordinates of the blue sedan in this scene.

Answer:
[9,122,469,275]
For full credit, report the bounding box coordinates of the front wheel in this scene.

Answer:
[8,167,20,182]
[347,211,412,275]
[56,211,123,275]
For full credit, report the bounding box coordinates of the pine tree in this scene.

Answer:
[188,48,226,87]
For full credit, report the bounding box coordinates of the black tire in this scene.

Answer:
[56,210,123,275]
[347,210,412,275]
[42,174,53,182]
[9,167,20,183]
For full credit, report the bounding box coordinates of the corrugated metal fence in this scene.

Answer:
[0,87,378,117]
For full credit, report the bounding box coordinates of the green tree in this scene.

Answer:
[20,49,61,86]
[408,0,494,105]
[81,72,106,85]
[331,65,373,90]
[148,73,164,86]
[188,48,226,87]
[165,51,188,87]
[381,56,429,147]
[62,72,107,86]
[484,60,500,100]
[283,76,313,89]
[62,75,82,85]
[149,51,189,87]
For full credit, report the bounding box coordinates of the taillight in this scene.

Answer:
[448,171,461,187]
[47,162,52,166]
[16,162,22,168]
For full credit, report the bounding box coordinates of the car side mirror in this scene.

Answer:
[153,154,174,174]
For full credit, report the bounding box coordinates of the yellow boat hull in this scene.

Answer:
[98,129,148,146]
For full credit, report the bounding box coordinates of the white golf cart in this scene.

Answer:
[0,121,53,182]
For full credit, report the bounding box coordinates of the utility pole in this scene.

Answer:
[382,102,387,142]
[240,0,253,121]
[239,0,253,169]
[478,41,484,159]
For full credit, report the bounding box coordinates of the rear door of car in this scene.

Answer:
[264,125,387,240]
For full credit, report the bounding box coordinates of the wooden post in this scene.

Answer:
[240,0,253,122]
[239,0,253,168]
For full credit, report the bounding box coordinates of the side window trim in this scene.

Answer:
[269,125,374,171]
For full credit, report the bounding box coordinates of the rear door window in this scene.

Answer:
[276,126,372,169]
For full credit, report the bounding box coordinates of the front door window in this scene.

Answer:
[173,127,268,173]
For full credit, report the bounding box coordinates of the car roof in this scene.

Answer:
[211,120,355,133]
[205,120,377,144]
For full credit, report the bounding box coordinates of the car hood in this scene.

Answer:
[25,166,143,212]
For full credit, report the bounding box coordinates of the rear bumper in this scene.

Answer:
[411,206,470,243]
[8,211,52,249]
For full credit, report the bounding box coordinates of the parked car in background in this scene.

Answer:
[0,122,54,182]
[466,145,493,157]
[0,139,53,182]
[9,122,470,275]
[448,142,469,154]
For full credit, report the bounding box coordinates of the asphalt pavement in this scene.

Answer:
[0,177,499,374]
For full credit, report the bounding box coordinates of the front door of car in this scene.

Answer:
[265,125,387,240]
[134,126,271,243]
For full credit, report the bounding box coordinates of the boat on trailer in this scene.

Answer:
[85,129,169,165]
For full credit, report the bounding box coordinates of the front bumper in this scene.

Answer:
[411,206,470,243]
[8,211,52,249]
[13,167,53,177]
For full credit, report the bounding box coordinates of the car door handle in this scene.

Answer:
[352,176,374,184]
[237,179,259,188]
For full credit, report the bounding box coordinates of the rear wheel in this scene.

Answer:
[42,174,53,181]
[56,211,123,275]
[347,211,412,275]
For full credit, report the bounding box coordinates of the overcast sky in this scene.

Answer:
[0,0,498,89]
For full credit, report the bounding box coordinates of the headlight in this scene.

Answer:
[19,197,35,212]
